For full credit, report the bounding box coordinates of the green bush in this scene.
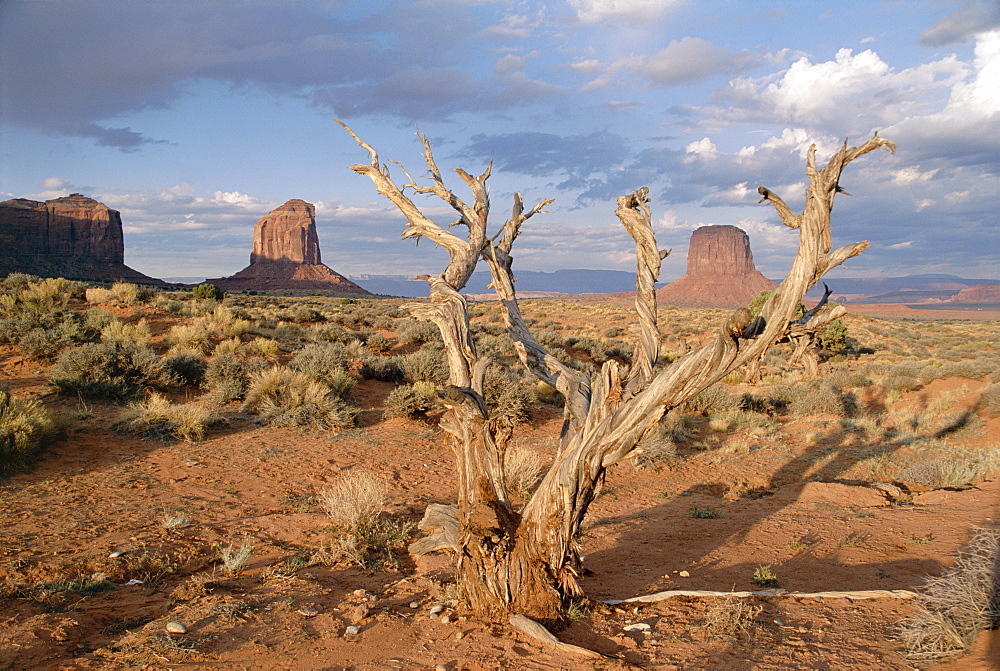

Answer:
[367,333,393,353]
[49,341,169,400]
[0,388,60,476]
[192,283,226,301]
[484,367,532,424]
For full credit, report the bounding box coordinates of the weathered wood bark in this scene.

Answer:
[339,119,895,622]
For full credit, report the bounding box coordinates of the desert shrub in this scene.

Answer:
[0,273,41,294]
[786,384,854,417]
[475,332,515,357]
[211,337,243,357]
[400,348,448,385]
[291,342,348,382]
[49,341,168,400]
[192,283,226,301]
[705,596,763,640]
[752,564,780,588]
[894,449,999,489]
[979,383,1000,417]
[84,287,113,304]
[241,367,356,429]
[198,305,251,338]
[165,353,207,386]
[683,384,740,415]
[366,333,393,353]
[291,307,323,324]
[308,323,353,343]
[114,393,214,443]
[359,356,404,382]
[383,382,436,419]
[247,337,280,360]
[816,318,849,351]
[273,323,304,341]
[899,528,1000,660]
[631,422,677,469]
[108,282,142,305]
[101,318,151,346]
[0,389,60,476]
[396,319,441,345]
[17,327,66,362]
[204,353,269,402]
[483,366,532,424]
[504,445,544,498]
[319,471,388,531]
[165,324,211,354]
[534,329,565,349]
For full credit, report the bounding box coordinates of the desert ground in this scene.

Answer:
[1,278,998,670]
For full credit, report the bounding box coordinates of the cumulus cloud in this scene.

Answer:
[623,37,774,87]
[704,47,967,136]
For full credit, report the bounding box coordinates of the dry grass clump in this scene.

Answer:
[49,340,169,400]
[165,323,211,354]
[705,595,763,640]
[895,448,1000,489]
[319,471,388,531]
[204,353,269,402]
[114,393,216,443]
[220,538,254,576]
[899,527,1000,660]
[241,367,356,429]
[101,318,151,346]
[977,383,1000,417]
[631,422,678,469]
[504,445,544,498]
[0,388,61,476]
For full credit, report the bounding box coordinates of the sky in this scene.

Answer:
[1,0,998,283]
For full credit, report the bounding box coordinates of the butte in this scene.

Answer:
[656,224,776,308]
[209,199,371,296]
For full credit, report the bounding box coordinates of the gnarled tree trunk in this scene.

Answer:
[338,119,895,621]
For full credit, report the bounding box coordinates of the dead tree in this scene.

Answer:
[338,119,894,621]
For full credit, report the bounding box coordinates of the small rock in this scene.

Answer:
[455,631,464,640]
[678,570,690,577]
[429,604,445,616]
[409,601,419,609]
[344,625,360,636]
[435,665,448,671]
[440,615,451,624]
[624,622,651,632]
[351,604,369,621]
[108,551,124,558]
[352,589,366,596]
[297,607,319,617]
[165,622,188,634]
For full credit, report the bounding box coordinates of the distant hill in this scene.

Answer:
[806,275,1000,301]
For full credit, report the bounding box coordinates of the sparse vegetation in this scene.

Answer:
[0,388,61,476]
[241,367,356,430]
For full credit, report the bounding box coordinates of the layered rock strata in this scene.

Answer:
[0,194,162,283]
[656,225,776,308]
[210,199,371,295]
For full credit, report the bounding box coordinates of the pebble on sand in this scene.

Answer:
[344,625,360,636]
[165,622,188,634]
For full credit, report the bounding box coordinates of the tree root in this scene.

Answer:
[605,588,918,605]
[509,614,605,659]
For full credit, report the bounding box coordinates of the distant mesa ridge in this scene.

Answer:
[0,193,164,284]
[656,224,777,308]
[209,199,371,295]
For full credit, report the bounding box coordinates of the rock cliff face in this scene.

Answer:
[210,199,371,296]
[948,284,1000,303]
[656,225,776,308]
[0,194,162,283]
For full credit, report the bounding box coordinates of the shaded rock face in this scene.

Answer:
[0,194,162,283]
[250,199,322,266]
[656,225,777,308]
[210,199,371,296]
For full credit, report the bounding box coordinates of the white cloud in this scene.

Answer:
[891,166,940,185]
[568,0,684,23]
[916,199,936,211]
[42,177,71,191]
[707,47,967,135]
[887,241,914,249]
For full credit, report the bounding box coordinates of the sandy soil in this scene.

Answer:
[1,299,998,670]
